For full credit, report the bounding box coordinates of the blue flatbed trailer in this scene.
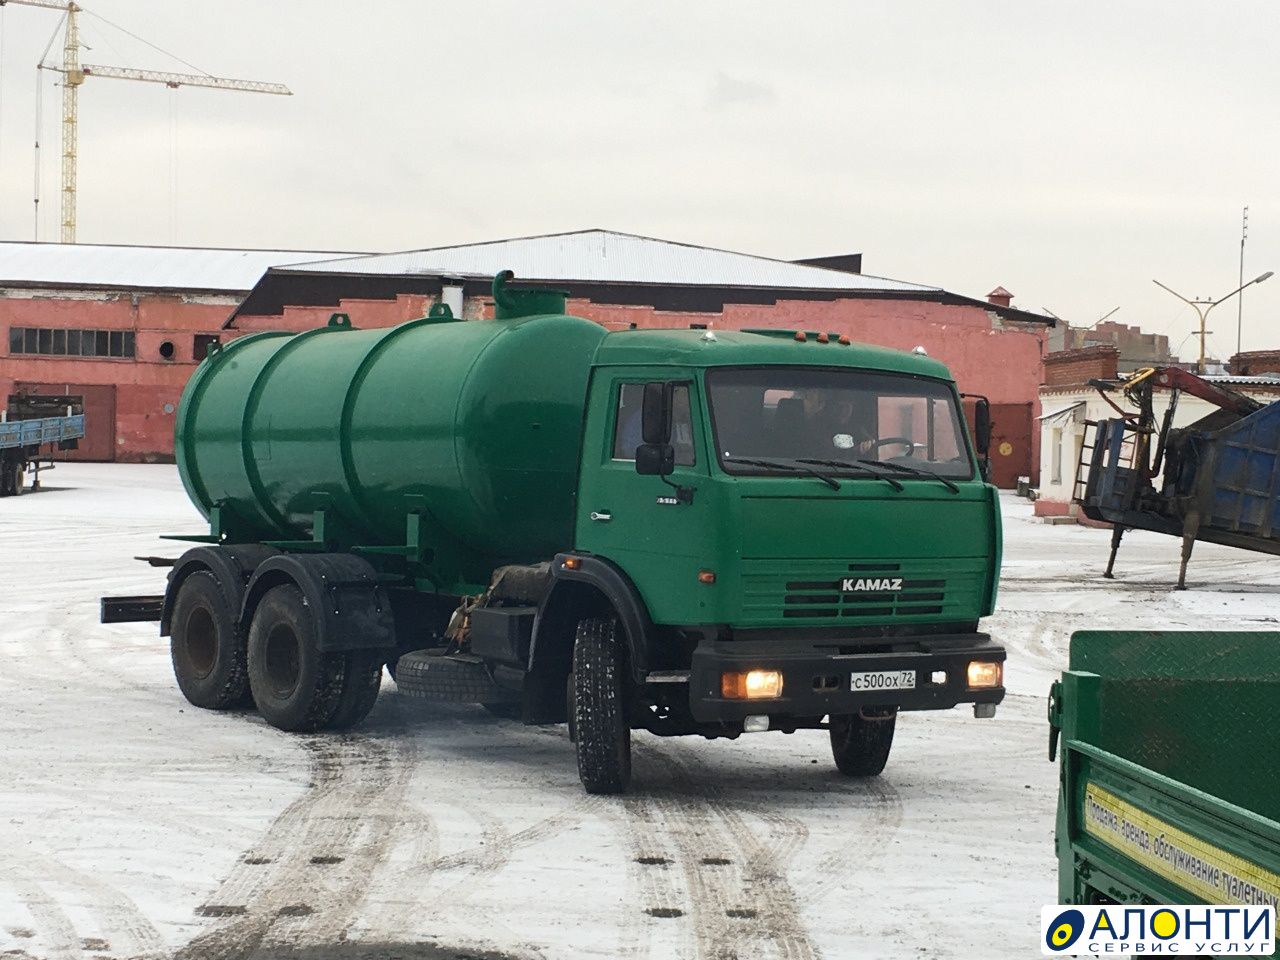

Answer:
[0,412,85,497]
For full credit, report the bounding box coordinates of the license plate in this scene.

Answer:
[850,669,916,692]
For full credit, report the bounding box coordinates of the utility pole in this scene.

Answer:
[1155,270,1274,374]
[1237,206,1248,358]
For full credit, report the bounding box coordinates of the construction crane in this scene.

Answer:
[0,0,291,243]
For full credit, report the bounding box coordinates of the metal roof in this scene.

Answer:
[1038,400,1086,421]
[279,229,941,294]
[0,241,369,293]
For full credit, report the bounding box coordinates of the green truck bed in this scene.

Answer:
[1051,631,1280,907]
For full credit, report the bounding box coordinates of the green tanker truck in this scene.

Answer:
[102,272,1006,794]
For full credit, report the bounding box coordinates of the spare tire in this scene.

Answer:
[170,570,250,709]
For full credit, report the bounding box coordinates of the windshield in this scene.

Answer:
[707,367,975,480]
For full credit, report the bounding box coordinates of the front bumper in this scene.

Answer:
[687,633,1006,723]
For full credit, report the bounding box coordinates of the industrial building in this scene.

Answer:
[1,230,1054,484]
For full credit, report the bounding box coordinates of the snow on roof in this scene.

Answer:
[279,229,941,293]
[0,241,369,293]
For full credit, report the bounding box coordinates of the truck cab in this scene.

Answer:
[546,327,1005,790]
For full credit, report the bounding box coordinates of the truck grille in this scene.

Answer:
[741,560,982,624]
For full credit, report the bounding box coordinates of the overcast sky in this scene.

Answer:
[0,1,1277,356]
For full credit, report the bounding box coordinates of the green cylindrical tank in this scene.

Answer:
[175,289,607,591]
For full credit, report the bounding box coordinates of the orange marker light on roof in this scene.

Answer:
[816,332,829,343]
[794,331,806,342]
[698,570,716,584]
[838,335,851,345]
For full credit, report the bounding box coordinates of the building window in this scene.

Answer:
[7,326,137,359]
[193,334,219,360]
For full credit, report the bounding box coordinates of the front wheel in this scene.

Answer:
[829,710,896,777]
[571,617,631,795]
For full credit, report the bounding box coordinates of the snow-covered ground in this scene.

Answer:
[1,464,1276,960]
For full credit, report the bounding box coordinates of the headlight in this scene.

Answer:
[721,669,784,699]
[966,660,1003,690]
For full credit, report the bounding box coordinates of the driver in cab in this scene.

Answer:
[799,390,877,457]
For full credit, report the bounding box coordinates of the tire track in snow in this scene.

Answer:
[622,741,820,960]
[173,732,413,960]
[0,852,166,959]
[0,866,81,960]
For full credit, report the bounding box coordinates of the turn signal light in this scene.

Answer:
[562,556,582,571]
[721,669,784,700]
[966,660,1002,690]
[698,570,716,584]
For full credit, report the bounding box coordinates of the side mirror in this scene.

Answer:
[641,381,674,445]
[974,398,992,457]
[635,443,675,476]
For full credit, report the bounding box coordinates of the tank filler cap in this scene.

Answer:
[701,329,717,342]
[912,345,928,356]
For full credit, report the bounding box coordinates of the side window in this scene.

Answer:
[612,382,696,466]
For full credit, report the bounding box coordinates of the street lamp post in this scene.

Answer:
[1153,271,1274,374]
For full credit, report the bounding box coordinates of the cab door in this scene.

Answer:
[573,370,716,623]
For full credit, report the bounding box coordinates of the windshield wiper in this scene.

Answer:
[856,458,960,493]
[724,457,840,491]
[796,458,904,492]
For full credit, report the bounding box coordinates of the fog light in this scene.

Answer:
[743,715,770,733]
[721,669,784,700]
[966,660,1002,689]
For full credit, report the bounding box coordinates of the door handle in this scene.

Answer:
[590,511,612,522]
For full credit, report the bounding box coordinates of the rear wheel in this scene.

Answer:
[829,710,896,776]
[10,464,25,496]
[170,570,250,709]
[325,651,384,730]
[571,617,631,795]
[247,584,345,732]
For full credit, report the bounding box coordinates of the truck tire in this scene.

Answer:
[829,710,896,777]
[10,464,24,496]
[170,570,250,710]
[247,584,345,732]
[325,651,383,730]
[571,617,631,795]
[394,650,508,702]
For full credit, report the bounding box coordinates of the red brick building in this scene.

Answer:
[2,231,1054,484]
[0,242,363,461]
